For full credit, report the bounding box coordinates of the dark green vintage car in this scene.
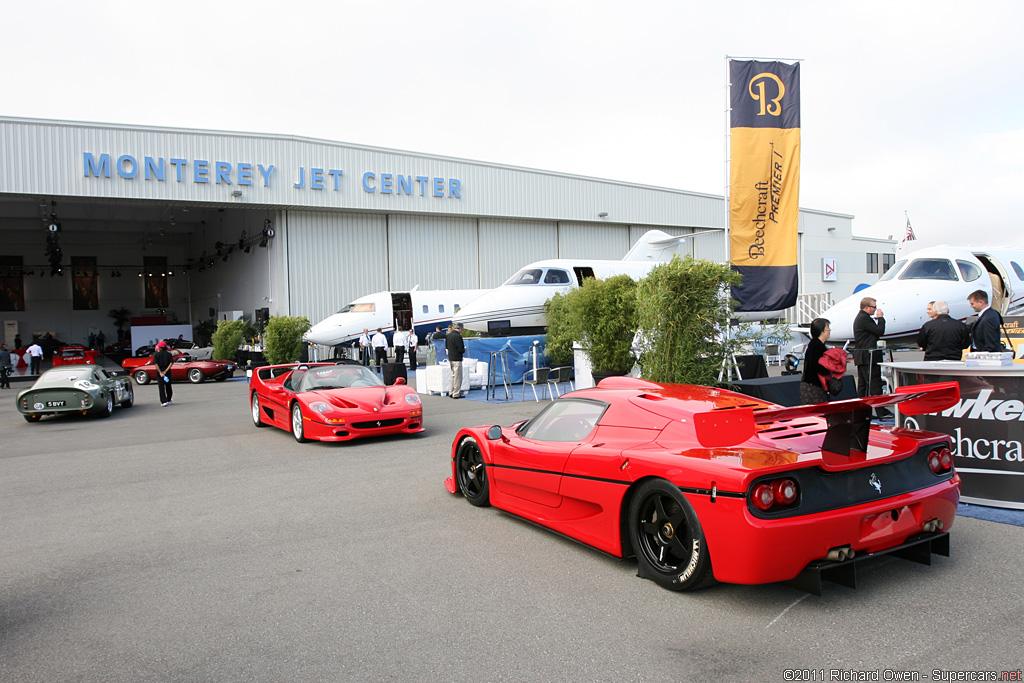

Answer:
[17,365,134,422]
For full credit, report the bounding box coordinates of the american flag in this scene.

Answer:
[904,217,916,241]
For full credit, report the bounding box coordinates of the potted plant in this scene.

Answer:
[634,255,742,386]
[210,319,250,362]
[545,274,638,381]
[263,315,311,365]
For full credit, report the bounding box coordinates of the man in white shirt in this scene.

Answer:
[392,328,407,366]
[407,329,419,370]
[371,328,388,369]
[26,342,44,375]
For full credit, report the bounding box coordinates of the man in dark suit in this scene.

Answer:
[917,300,970,361]
[853,296,890,420]
[445,323,466,399]
[968,289,1003,352]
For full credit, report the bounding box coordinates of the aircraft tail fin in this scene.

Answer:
[622,229,720,262]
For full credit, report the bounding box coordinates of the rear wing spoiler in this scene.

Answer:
[694,381,960,454]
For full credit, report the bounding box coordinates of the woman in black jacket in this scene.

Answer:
[800,318,832,405]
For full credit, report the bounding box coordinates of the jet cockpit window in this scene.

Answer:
[899,258,957,281]
[956,260,983,282]
[877,260,907,282]
[504,268,543,286]
[543,269,571,284]
[336,302,376,314]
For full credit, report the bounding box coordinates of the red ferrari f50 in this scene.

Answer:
[446,377,961,593]
[250,362,424,443]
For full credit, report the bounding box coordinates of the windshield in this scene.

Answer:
[503,267,573,286]
[877,260,907,282]
[294,365,384,392]
[503,268,543,286]
[899,258,958,281]
[336,302,376,314]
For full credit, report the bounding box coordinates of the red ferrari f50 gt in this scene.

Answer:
[446,377,961,594]
[250,362,424,443]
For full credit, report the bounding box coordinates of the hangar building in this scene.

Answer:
[0,117,894,346]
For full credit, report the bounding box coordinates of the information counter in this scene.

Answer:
[886,360,1024,509]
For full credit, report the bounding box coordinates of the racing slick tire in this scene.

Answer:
[134,369,151,385]
[291,402,308,443]
[188,368,205,383]
[455,436,490,507]
[628,478,715,591]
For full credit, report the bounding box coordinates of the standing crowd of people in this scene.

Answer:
[800,289,1008,421]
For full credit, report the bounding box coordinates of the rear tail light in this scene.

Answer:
[928,447,953,474]
[751,477,800,512]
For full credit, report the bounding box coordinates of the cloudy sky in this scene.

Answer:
[3,0,1022,247]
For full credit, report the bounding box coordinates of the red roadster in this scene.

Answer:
[445,377,961,594]
[250,362,424,443]
[130,354,235,384]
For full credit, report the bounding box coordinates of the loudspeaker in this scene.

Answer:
[382,362,407,385]
[255,307,269,325]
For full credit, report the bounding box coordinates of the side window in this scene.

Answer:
[881,253,896,273]
[1012,261,1024,280]
[439,305,445,313]
[422,305,429,314]
[956,260,983,282]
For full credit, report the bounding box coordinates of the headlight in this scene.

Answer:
[309,402,331,414]
[405,393,421,405]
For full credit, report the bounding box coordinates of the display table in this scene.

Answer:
[886,360,1024,509]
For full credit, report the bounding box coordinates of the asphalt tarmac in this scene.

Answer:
[2,376,1023,682]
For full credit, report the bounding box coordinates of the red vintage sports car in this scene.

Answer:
[445,377,961,594]
[130,354,235,385]
[52,345,101,367]
[121,350,184,371]
[250,362,424,443]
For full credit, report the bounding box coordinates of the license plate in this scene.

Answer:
[46,400,66,407]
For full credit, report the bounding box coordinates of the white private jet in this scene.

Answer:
[304,288,490,347]
[819,245,1024,342]
[452,229,730,335]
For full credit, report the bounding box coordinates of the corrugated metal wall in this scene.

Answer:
[388,215,479,290]
[557,223,631,259]
[479,220,558,287]
[283,211,388,325]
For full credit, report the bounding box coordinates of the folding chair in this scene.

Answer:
[521,367,551,402]
[546,366,574,397]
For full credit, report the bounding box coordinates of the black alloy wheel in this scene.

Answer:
[628,479,714,591]
[455,437,489,507]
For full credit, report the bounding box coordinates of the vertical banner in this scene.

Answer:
[729,59,800,313]
[144,256,168,309]
[72,256,99,310]
[0,255,25,311]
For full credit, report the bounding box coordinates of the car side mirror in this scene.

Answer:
[394,377,406,385]
[486,425,502,440]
